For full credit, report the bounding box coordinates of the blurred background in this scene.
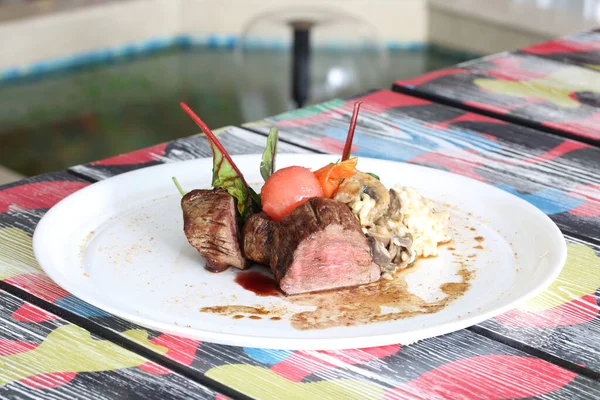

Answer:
[0,0,598,183]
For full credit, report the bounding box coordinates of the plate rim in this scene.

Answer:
[32,154,568,349]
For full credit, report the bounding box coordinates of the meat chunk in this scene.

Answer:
[271,197,380,295]
[242,212,274,265]
[181,189,247,272]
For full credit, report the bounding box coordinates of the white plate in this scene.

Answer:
[33,154,566,349]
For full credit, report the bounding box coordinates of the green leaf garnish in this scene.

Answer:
[210,149,252,217]
[366,172,380,180]
[260,126,279,181]
[172,176,186,196]
[180,102,256,218]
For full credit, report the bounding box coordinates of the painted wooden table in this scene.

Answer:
[3,33,600,398]
[393,29,600,145]
[1,93,600,399]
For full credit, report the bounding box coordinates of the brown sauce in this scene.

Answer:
[234,270,281,297]
[286,263,473,330]
[200,305,275,315]
[474,236,484,242]
[202,247,475,331]
[474,245,484,250]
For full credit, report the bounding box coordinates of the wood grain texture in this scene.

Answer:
[0,290,218,400]
[521,30,600,71]
[243,89,600,375]
[69,125,311,181]
[2,131,597,398]
[478,234,600,373]
[393,49,600,144]
[196,330,600,400]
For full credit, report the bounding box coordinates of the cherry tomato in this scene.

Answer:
[261,166,324,221]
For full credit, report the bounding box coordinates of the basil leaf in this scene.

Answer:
[260,126,279,181]
[209,142,253,218]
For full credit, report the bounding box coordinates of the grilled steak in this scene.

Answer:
[242,212,274,265]
[271,197,380,295]
[181,189,247,272]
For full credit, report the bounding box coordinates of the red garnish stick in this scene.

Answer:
[342,101,362,161]
[180,102,249,186]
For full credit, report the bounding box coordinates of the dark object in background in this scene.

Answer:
[290,20,312,108]
[181,189,247,272]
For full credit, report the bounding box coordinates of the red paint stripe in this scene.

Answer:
[430,112,507,129]
[353,90,431,109]
[520,140,589,165]
[149,334,202,365]
[524,39,600,55]
[20,372,77,389]
[0,339,38,356]
[307,137,359,155]
[568,184,600,217]
[139,361,171,375]
[396,68,469,87]
[384,355,577,399]
[4,273,70,303]
[90,143,167,166]
[12,303,59,323]
[0,181,88,213]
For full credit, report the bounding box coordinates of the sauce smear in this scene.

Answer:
[234,270,280,297]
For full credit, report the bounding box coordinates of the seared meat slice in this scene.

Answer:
[242,212,274,265]
[181,189,247,272]
[271,197,380,295]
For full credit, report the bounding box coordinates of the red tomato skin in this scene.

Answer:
[261,166,324,221]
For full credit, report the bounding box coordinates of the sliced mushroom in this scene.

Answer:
[391,233,412,249]
[335,173,390,222]
[367,236,392,267]
[388,241,399,261]
[388,188,402,215]
[398,249,417,269]
[366,230,391,247]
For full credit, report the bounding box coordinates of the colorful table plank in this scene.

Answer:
[521,30,600,71]
[243,89,600,376]
[0,290,220,399]
[2,127,596,398]
[69,125,311,181]
[393,50,600,145]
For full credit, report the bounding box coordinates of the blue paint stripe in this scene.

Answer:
[0,34,427,84]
